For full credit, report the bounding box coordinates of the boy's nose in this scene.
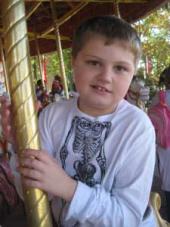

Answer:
[98,66,113,82]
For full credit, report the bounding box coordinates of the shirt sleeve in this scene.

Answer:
[65,126,156,227]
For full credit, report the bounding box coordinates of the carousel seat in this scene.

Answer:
[150,192,170,227]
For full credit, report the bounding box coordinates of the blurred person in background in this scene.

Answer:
[148,66,170,222]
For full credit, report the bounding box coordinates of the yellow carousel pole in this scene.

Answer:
[114,0,121,18]
[34,32,45,87]
[1,1,53,227]
[50,0,69,99]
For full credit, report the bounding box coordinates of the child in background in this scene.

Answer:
[51,75,63,97]
[126,76,150,111]
[149,66,170,222]
[0,15,156,226]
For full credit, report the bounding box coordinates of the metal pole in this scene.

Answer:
[34,32,45,86]
[114,0,121,18]
[50,0,69,99]
[1,1,53,226]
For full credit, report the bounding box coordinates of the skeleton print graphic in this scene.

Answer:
[60,116,111,186]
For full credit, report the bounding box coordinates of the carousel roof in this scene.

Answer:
[0,0,169,56]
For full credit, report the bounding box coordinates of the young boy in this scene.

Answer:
[0,16,156,226]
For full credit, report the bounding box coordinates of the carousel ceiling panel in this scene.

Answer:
[0,0,168,56]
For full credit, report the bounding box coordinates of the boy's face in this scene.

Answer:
[72,36,136,116]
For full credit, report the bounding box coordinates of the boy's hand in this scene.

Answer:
[0,96,15,144]
[20,149,77,202]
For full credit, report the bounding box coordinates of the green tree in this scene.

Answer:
[46,49,73,91]
[134,6,170,85]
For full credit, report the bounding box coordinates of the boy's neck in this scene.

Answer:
[77,98,118,117]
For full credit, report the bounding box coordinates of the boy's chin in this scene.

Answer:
[88,102,117,115]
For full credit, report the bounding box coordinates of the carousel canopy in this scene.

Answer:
[0,0,169,56]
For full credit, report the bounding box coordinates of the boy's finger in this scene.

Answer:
[23,149,52,165]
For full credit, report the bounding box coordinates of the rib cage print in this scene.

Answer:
[60,116,111,186]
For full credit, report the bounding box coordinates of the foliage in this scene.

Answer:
[31,48,72,91]
[134,5,170,86]
[46,49,72,79]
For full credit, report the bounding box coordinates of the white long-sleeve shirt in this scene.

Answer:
[39,97,156,227]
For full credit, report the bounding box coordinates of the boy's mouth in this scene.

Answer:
[91,85,111,93]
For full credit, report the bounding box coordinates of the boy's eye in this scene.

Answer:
[115,65,128,72]
[86,60,101,66]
